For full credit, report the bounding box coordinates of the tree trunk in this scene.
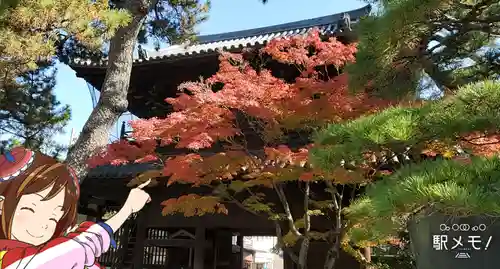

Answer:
[298,237,310,269]
[298,181,311,269]
[65,0,148,180]
[323,234,340,269]
[324,187,342,269]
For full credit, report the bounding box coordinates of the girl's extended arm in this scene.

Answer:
[0,221,113,269]
[104,206,131,233]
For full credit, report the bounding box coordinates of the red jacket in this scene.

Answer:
[0,222,112,269]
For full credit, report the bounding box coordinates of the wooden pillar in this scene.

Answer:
[194,226,206,269]
[237,235,244,269]
[133,209,148,269]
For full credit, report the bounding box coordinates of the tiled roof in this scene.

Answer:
[86,162,161,179]
[69,5,371,68]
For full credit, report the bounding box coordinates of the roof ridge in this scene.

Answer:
[70,5,371,68]
[196,5,371,44]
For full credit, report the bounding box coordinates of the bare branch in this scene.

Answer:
[303,181,311,235]
[298,237,310,269]
[274,182,302,236]
[274,221,299,263]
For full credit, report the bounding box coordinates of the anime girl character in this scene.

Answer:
[0,146,152,268]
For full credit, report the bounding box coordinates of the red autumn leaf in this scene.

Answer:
[87,139,158,168]
[299,172,315,181]
[90,28,393,217]
[163,154,203,185]
[160,194,228,217]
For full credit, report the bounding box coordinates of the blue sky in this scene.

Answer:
[53,0,368,146]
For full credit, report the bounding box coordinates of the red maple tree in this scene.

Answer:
[89,29,394,269]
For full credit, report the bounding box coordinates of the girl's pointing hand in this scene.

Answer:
[123,179,152,215]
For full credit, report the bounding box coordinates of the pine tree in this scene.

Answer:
[310,0,500,262]
[0,0,130,152]
[0,0,128,159]
[0,62,70,156]
[347,0,499,98]
[0,0,130,86]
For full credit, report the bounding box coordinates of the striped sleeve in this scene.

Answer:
[1,221,111,269]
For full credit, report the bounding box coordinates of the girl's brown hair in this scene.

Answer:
[0,151,79,239]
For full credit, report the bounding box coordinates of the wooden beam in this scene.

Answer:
[145,238,210,248]
[193,226,206,269]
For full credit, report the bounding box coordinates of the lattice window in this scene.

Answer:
[143,245,169,265]
[147,227,169,239]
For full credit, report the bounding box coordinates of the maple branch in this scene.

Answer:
[274,182,302,236]
[326,181,340,211]
[245,188,262,202]
[224,182,304,263]
[298,181,312,269]
[303,181,311,235]
[298,236,310,268]
[323,182,344,269]
[335,186,344,229]
[323,225,344,269]
[234,184,304,264]
[275,221,300,264]
[210,184,265,218]
[234,111,250,149]
[228,197,260,216]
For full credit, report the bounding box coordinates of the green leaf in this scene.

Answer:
[307,209,325,216]
[228,180,246,193]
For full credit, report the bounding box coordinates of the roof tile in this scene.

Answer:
[70,5,370,68]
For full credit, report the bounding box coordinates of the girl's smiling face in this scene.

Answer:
[0,149,79,244]
[10,185,65,246]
